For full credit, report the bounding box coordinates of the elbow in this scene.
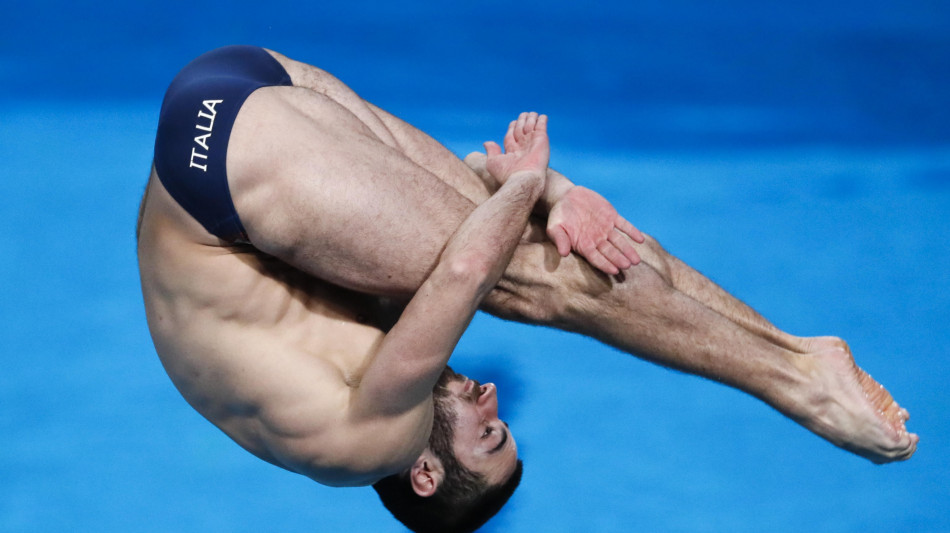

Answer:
[442,251,497,297]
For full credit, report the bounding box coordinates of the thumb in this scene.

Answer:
[484,141,502,157]
[546,224,572,257]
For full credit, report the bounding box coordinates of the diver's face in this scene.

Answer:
[443,376,519,485]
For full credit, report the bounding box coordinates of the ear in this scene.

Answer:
[409,449,444,498]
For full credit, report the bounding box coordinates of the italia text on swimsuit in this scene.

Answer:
[189,99,223,172]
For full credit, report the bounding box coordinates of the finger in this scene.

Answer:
[537,114,548,134]
[503,120,517,152]
[598,241,633,271]
[615,216,645,243]
[546,224,572,257]
[524,112,538,135]
[514,113,528,145]
[585,247,620,276]
[483,141,502,158]
[608,228,642,265]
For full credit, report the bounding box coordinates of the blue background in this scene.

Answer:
[1,1,948,531]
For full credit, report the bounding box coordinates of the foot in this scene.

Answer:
[790,337,918,464]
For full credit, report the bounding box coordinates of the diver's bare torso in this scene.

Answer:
[137,173,426,487]
[136,48,506,487]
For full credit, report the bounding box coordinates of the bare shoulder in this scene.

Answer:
[271,395,435,487]
[188,336,435,487]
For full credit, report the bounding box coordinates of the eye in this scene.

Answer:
[482,426,493,439]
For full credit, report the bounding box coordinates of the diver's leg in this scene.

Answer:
[484,234,917,464]
[226,80,474,297]
[226,50,507,298]
[632,233,817,352]
[465,157,836,355]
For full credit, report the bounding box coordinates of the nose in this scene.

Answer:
[476,383,499,417]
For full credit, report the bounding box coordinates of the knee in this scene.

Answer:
[481,244,581,326]
[462,151,487,171]
[635,233,673,285]
[482,239,678,326]
[489,252,677,329]
[483,278,568,326]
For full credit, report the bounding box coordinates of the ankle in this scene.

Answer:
[755,349,825,421]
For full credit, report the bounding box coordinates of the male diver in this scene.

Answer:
[137,46,917,533]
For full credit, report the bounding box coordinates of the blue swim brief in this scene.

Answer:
[153,45,293,242]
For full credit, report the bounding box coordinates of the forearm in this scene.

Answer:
[358,171,546,415]
[440,171,546,292]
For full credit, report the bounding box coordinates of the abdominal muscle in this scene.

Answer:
[138,174,398,478]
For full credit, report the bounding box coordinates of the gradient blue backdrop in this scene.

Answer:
[2,1,948,531]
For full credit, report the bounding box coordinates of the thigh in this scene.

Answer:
[269,49,495,206]
[364,102,495,206]
[227,83,476,297]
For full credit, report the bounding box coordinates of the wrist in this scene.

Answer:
[505,170,546,199]
[542,173,575,211]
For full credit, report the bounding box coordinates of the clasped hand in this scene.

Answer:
[546,186,644,276]
[482,113,644,276]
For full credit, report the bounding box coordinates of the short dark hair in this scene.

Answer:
[372,366,523,532]
[373,459,523,533]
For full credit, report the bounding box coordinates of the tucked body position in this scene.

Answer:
[137,46,917,533]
